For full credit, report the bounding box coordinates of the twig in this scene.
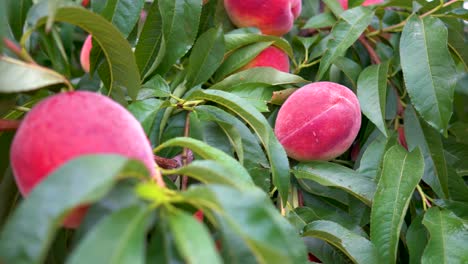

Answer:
[358,35,381,64]
[0,119,21,131]
[154,155,179,169]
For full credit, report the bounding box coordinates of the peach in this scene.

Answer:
[241,46,290,72]
[223,0,302,36]
[10,91,156,228]
[80,35,92,73]
[338,0,384,10]
[81,0,89,7]
[274,82,361,161]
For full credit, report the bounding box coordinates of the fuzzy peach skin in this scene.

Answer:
[10,91,157,228]
[224,0,302,36]
[80,35,92,73]
[274,82,361,161]
[241,46,290,72]
[338,0,384,10]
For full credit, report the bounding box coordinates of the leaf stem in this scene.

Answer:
[14,106,31,112]
[416,184,432,211]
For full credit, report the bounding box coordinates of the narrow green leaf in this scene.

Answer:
[224,33,293,56]
[421,208,468,263]
[67,205,149,264]
[164,160,254,189]
[7,0,33,41]
[303,12,337,29]
[0,168,18,228]
[38,7,141,101]
[127,98,163,135]
[210,67,306,91]
[154,0,202,75]
[400,15,458,135]
[154,137,252,185]
[303,220,380,264]
[146,212,185,263]
[186,27,225,87]
[405,105,449,198]
[195,105,270,191]
[214,41,273,81]
[0,57,68,93]
[0,155,150,264]
[100,0,145,38]
[182,184,307,263]
[166,209,222,264]
[134,0,163,76]
[317,7,374,80]
[293,161,376,205]
[406,215,428,264]
[189,90,290,203]
[321,0,345,16]
[357,61,390,137]
[333,56,362,90]
[227,83,274,112]
[140,74,171,98]
[370,145,424,263]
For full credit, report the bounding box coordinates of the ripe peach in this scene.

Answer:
[223,0,302,36]
[274,82,361,161]
[81,0,89,7]
[10,91,156,228]
[241,46,290,72]
[338,0,384,10]
[80,35,92,73]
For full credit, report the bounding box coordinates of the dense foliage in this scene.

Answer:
[0,0,467,263]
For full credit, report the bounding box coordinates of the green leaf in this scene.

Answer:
[370,145,424,264]
[195,105,270,191]
[166,209,222,264]
[228,84,274,112]
[214,41,273,81]
[356,131,397,179]
[303,12,337,29]
[154,137,252,185]
[0,155,150,264]
[209,67,306,91]
[189,89,290,203]
[333,56,362,90]
[67,205,149,264]
[0,57,68,93]
[405,105,449,198]
[293,161,376,205]
[321,0,345,16]
[303,220,380,264]
[421,208,468,263]
[7,0,33,41]
[406,215,428,264]
[127,98,163,135]
[224,33,293,57]
[146,211,184,263]
[357,61,390,137]
[182,184,307,263]
[186,27,225,87]
[290,205,367,237]
[134,0,162,76]
[317,7,374,80]
[153,0,202,75]
[100,0,145,38]
[38,7,141,101]
[140,74,171,98]
[400,15,458,135]
[164,160,254,189]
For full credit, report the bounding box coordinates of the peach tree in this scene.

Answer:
[0,0,467,263]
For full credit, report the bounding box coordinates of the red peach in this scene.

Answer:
[274,82,361,161]
[338,0,384,10]
[241,46,290,73]
[223,0,302,36]
[80,35,92,73]
[10,91,156,228]
[81,0,89,7]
